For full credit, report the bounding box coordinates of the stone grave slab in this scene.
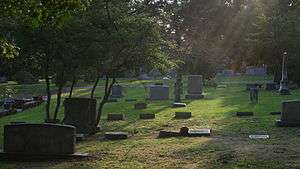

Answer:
[276,101,300,127]
[249,135,269,139]
[236,112,254,117]
[125,99,137,102]
[270,112,281,115]
[0,123,88,160]
[188,129,211,137]
[172,102,187,108]
[105,132,128,140]
[134,103,147,109]
[175,112,192,119]
[111,85,123,98]
[149,85,169,100]
[158,130,181,138]
[140,113,155,119]
[107,114,125,121]
[64,98,97,135]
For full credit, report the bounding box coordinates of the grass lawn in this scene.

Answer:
[0,76,299,169]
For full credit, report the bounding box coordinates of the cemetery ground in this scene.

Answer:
[0,76,300,169]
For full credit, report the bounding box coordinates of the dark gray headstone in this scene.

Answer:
[175,112,192,119]
[236,112,254,116]
[158,130,181,138]
[245,66,267,76]
[266,83,277,91]
[64,98,97,135]
[140,113,155,119]
[134,103,147,109]
[276,101,300,127]
[111,85,123,98]
[4,123,76,155]
[107,114,124,121]
[105,132,128,140]
[185,75,204,99]
[149,85,169,100]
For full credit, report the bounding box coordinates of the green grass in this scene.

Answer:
[0,76,300,168]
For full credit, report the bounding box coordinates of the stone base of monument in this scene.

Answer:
[236,112,254,117]
[279,89,291,95]
[175,112,192,119]
[185,94,204,99]
[172,102,187,108]
[270,112,281,115]
[1,123,89,161]
[134,103,147,109]
[140,113,155,119]
[104,132,128,140]
[275,120,300,127]
[107,114,125,121]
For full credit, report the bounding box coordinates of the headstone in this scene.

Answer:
[111,85,123,98]
[276,101,300,127]
[134,102,147,109]
[188,129,211,137]
[236,112,254,117]
[0,76,7,83]
[185,75,204,99]
[266,83,277,91]
[222,70,235,77]
[249,87,258,103]
[172,102,187,108]
[107,113,124,121]
[140,113,155,119]
[3,123,76,155]
[245,66,267,76]
[64,98,97,135]
[105,132,128,140]
[149,85,169,100]
[175,112,192,119]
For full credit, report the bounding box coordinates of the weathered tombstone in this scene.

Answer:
[107,113,125,121]
[149,84,169,100]
[175,112,192,119]
[276,101,300,127]
[236,112,254,117]
[249,87,258,103]
[172,102,187,108]
[105,132,128,140]
[64,98,97,135]
[158,130,181,138]
[158,128,211,138]
[245,66,267,76]
[185,75,204,99]
[111,85,123,98]
[266,83,277,91]
[0,76,7,83]
[134,102,147,109]
[222,70,235,77]
[1,123,88,160]
[140,113,155,119]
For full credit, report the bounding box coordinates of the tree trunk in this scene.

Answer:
[95,76,116,126]
[91,74,100,98]
[53,82,63,121]
[174,70,182,103]
[45,60,51,121]
[69,74,76,98]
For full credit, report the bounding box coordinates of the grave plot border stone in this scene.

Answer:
[107,113,125,121]
[140,113,155,119]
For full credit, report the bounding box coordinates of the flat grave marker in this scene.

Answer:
[105,132,128,140]
[107,113,125,121]
[140,113,155,119]
[175,112,192,119]
[236,112,254,117]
